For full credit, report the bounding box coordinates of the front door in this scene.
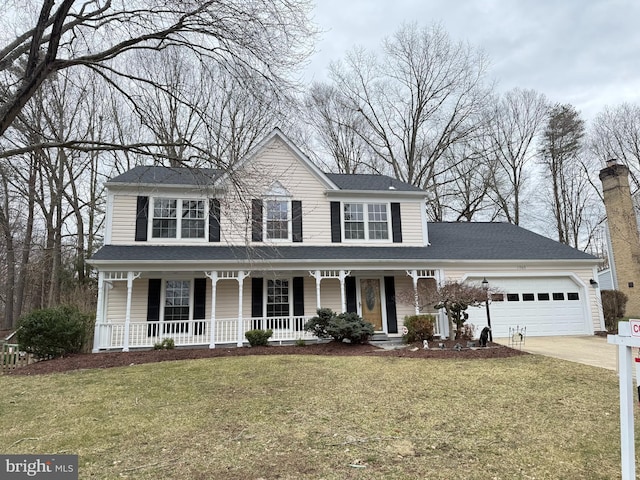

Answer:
[359,278,383,331]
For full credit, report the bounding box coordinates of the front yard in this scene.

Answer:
[0,354,632,479]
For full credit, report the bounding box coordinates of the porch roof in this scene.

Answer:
[89,222,598,265]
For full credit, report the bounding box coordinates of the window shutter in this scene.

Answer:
[209,199,221,242]
[194,278,206,335]
[135,196,149,242]
[345,276,357,313]
[252,199,263,242]
[146,278,161,336]
[391,203,402,243]
[330,201,341,243]
[293,277,305,316]
[292,200,303,242]
[384,276,398,333]
[251,277,263,318]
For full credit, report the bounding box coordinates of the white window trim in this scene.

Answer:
[149,197,208,242]
[341,202,392,243]
[263,197,292,243]
[263,277,293,318]
[160,278,194,333]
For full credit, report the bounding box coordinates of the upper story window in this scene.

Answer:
[265,200,290,240]
[152,198,205,239]
[343,203,389,241]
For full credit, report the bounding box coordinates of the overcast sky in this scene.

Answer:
[305,0,640,122]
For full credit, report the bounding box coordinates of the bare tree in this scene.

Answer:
[326,23,492,194]
[303,82,378,174]
[0,0,315,148]
[591,103,640,192]
[486,88,549,225]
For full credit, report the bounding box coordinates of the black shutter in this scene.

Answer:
[391,203,402,243]
[293,277,305,316]
[209,199,221,242]
[251,277,263,329]
[146,278,161,336]
[194,278,206,335]
[384,276,398,333]
[346,276,357,313]
[330,201,341,243]
[292,200,303,242]
[252,199,263,242]
[135,196,149,242]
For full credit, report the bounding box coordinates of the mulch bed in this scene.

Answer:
[7,339,527,376]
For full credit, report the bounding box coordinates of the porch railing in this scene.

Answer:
[93,316,318,351]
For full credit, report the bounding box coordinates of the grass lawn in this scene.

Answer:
[0,354,633,479]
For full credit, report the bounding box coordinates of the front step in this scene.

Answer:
[371,333,389,341]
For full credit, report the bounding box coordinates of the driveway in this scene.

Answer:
[494,335,618,371]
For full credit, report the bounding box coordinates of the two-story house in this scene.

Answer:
[89,129,604,352]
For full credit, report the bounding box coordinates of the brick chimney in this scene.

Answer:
[599,161,640,316]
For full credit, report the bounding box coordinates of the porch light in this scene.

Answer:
[481,278,493,342]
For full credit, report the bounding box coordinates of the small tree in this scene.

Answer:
[400,280,488,339]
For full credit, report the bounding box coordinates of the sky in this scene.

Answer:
[304,0,640,123]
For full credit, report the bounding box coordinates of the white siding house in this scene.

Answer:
[88,129,604,351]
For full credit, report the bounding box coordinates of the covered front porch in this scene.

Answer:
[92,269,443,352]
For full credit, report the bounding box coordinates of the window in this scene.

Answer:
[266,279,290,328]
[507,293,520,302]
[538,293,550,301]
[164,280,190,333]
[153,199,177,238]
[265,200,289,240]
[522,293,535,301]
[367,204,389,239]
[491,293,504,302]
[552,292,565,301]
[267,279,290,317]
[152,198,205,239]
[181,200,205,238]
[567,292,579,300]
[343,203,389,241]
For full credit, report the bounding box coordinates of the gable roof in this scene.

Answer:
[90,222,598,265]
[325,173,423,192]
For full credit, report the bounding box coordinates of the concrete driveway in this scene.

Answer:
[494,335,618,371]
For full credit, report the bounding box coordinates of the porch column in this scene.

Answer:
[310,270,322,310]
[205,271,218,349]
[92,271,105,353]
[409,269,420,315]
[122,271,141,352]
[236,271,250,347]
[339,270,349,313]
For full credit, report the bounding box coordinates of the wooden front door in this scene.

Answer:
[360,278,383,331]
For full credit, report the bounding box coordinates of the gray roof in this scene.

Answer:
[107,165,422,193]
[325,173,423,192]
[108,166,223,186]
[90,222,597,264]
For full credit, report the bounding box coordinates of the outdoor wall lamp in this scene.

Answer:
[590,278,598,287]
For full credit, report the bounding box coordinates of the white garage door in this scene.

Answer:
[464,277,589,337]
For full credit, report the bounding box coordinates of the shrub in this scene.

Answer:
[153,338,175,350]
[295,338,306,347]
[16,305,93,359]
[245,329,273,347]
[601,290,628,333]
[403,315,436,343]
[303,308,335,339]
[305,309,374,344]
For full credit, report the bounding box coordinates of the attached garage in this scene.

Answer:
[464,276,590,337]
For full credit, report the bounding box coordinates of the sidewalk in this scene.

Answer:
[494,335,618,371]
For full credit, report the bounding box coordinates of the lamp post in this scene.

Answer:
[481,277,493,342]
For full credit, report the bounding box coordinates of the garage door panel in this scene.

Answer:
[462,276,588,337]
